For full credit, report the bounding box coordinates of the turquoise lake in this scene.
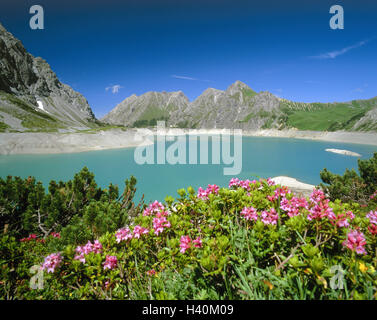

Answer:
[0,136,376,202]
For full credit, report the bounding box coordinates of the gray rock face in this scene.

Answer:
[102,91,190,126]
[0,22,96,131]
[103,80,284,130]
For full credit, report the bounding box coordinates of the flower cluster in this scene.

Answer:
[280,196,308,217]
[367,211,377,235]
[307,189,334,221]
[115,225,149,243]
[197,184,219,200]
[342,230,367,255]
[103,255,117,270]
[268,187,292,202]
[152,217,171,235]
[370,190,377,200]
[74,240,103,263]
[240,206,258,221]
[20,233,44,243]
[41,252,62,273]
[143,200,165,216]
[179,235,202,253]
[228,178,257,191]
[329,210,355,228]
[261,208,279,225]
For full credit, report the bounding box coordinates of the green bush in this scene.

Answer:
[1,170,376,300]
[320,152,377,206]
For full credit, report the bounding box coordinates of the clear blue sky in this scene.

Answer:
[1,0,377,118]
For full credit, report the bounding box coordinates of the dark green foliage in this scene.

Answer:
[0,167,142,242]
[320,153,377,205]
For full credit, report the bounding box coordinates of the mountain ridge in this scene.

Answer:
[102,80,377,132]
[0,22,97,132]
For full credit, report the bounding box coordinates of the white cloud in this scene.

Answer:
[106,84,123,94]
[171,74,211,82]
[310,40,368,59]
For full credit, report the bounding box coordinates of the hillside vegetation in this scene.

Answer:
[1,154,377,300]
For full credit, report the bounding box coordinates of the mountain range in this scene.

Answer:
[102,81,377,132]
[1,22,376,133]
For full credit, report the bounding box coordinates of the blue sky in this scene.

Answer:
[1,0,377,118]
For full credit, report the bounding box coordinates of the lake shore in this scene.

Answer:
[0,128,376,155]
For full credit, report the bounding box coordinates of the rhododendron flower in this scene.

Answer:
[367,211,377,225]
[329,211,355,228]
[50,232,61,238]
[20,234,38,242]
[197,187,209,200]
[342,230,367,255]
[197,184,220,200]
[180,236,192,253]
[280,196,308,218]
[261,208,279,225]
[368,224,377,236]
[74,240,103,263]
[133,225,149,239]
[310,189,326,204]
[229,178,241,188]
[42,252,62,273]
[146,269,157,276]
[115,227,133,243]
[266,178,275,186]
[370,190,377,200]
[143,200,165,216]
[193,237,202,248]
[103,255,118,270]
[307,199,334,221]
[241,206,258,221]
[152,217,171,235]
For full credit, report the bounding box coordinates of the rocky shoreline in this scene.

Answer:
[0,128,376,155]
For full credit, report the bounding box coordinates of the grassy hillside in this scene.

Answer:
[279,99,377,131]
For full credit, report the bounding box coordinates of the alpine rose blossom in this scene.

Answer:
[152,217,171,235]
[367,211,377,225]
[241,206,258,221]
[342,230,367,255]
[180,235,192,253]
[103,255,118,270]
[143,201,165,216]
[41,252,62,273]
[193,237,202,248]
[261,208,279,225]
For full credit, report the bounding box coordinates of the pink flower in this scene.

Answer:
[197,187,209,200]
[133,225,149,239]
[307,199,334,221]
[229,178,241,188]
[329,211,355,228]
[41,252,62,273]
[241,206,258,221]
[74,240,102,263]
[115,227,133,243]
[197,184,220,200]
[367,211,377,225]
[152,217,171,235]
[261,208,279,225]
[342,230,367,255]
[50,232,61,238]
[146,269,157,276]
[280,197,308,218]
[180,236,192,253]
[193,237,202,248]
[143,200,165,216]
[103,255,118,270]
[310,189,326,204]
